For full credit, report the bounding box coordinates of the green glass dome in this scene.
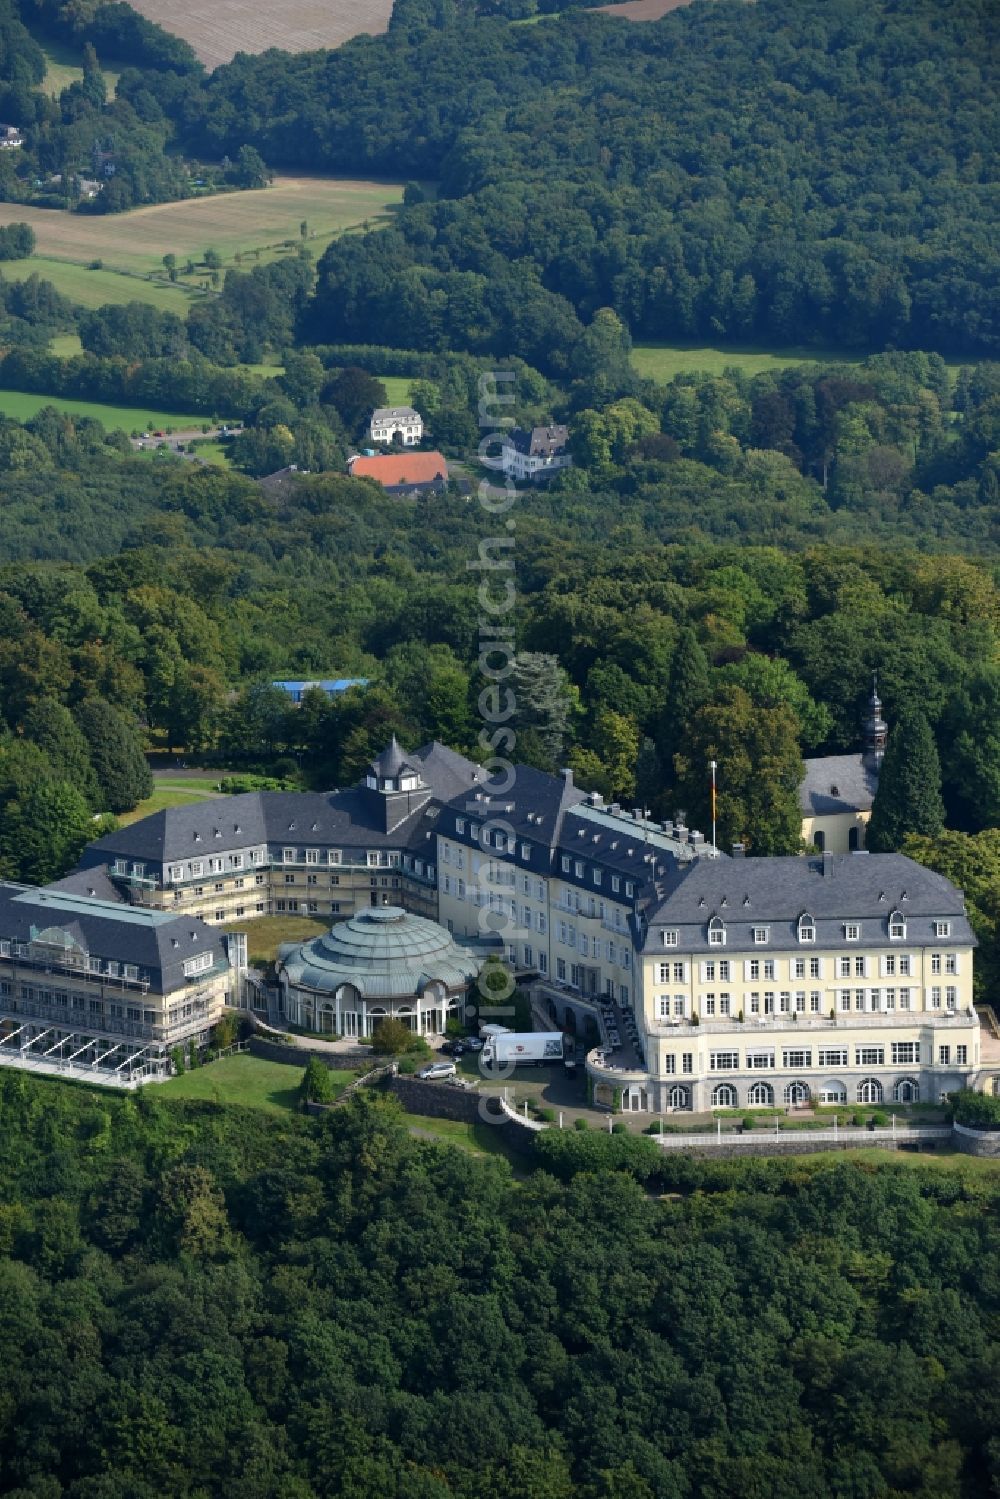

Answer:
[277,905,481,999]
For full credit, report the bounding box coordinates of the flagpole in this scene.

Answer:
[710,759,717,852]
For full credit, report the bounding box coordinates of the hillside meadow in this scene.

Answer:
[0,175,405,281]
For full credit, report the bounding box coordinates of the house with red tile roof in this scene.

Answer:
[347,450,449,494]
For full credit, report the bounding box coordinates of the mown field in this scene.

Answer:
[2,254,198,312]
[631,341,861,381]
[0,389,206,431]
[0,175,404,284]
[128,0,393,69]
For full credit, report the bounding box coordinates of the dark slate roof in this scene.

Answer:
[371,735,416,779]
[642,853,974,954]
[47,866,126,904]
[71,742,484,874]
[0,882,226,990]
[438,765,586,855]
[800,753,879,815]
[507,425,569,457]
[78,792,269,869]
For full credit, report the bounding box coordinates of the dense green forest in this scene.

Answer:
[0,1076,998,1498]
[118,0,1000,361]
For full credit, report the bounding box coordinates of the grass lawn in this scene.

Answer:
[379,375,414,404]
[403,1111,520,1160]
[223,913,329,968]
[189,438,231,467]
[5,255,199,312]
[48,332,84,358]
[116,788,217,826]
[38,38,122,98]
[157,1052,329,1113]
[0,389,207,432]
[632,341,861,382]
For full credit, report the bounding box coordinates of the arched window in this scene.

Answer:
[889,910,906,940]
[813,831,825,853]
[894,1077,919,1103]
[708,916,726,947]
[783,1080,810,1106]
[747,1081,773,1107]
[711,1083,738,1108]
[667,1084,691,1111]
[798,912,816,943]
[848,826,860,852]
[857,1077,883,1104]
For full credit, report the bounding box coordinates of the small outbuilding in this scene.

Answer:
[276,904,482,1038]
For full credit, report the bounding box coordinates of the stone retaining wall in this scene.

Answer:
[385,1076,538,1155]
[249,1036,380,1071]
[953,1121,1000,1156]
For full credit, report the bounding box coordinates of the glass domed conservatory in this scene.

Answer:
[276,905,483,1038]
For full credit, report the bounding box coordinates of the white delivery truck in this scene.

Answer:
[481,1031,565,1068]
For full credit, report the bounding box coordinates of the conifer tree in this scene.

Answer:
[76,697,153,814]
[658,628,711,775]
[21,697,100,809]
[867,712,945,851]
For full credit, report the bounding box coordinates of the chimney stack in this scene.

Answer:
[732,842,745,858]
[822,850,834,878]
[560,767,573,785]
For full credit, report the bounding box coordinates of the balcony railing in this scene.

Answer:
[649,1007,977,1037]
[2,995,213,1046]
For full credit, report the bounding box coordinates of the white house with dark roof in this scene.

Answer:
[500,425,572,483]
[368,406,423,445]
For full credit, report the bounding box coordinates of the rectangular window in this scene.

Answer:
[809,957,821,978]
[845,924,860,942]
[946,986,957,1007]
[885,988,896,1011]
[855,1046,885,1066]
[749,992,760,1014]
[810,991,821,1013]
[455,818,465,835]
[611,876,620,893]
[855,989,866,1011]
[662,930,678,947]
[658,996,672,1019]
[556,959,566,980]
[818,1049,849,1068]
[799,924,815,943]
[854,956,866,978]
[934,921,952,939]
[794,958,806,979]
[305,849,318,865]
[840,989,851,1012]
[939,1045,950,1065]
[704,995,716,1016]
[891,1042,919,1065]
[900,987,911,1010]
[763,960,775,981]
[749,959,760,981]
[710,1051,739,1071]
[931,953,942,975]
[945,954,957,975]
[283,848,295,863]
[929,987,942,1009]
[779,992,791,1013]
[956,1045,968,1065]
[746,1050,775,1070]
[709,927,725,946]
[839,957,851,978]
[782,1050,811,1069]
[682,1052,693,1074]
[899,956,912,977]
[704,962,716,982]
[719,960,731,982]
[752,927,769,945]
[664,1054,676,1074]
[884,955,896,976]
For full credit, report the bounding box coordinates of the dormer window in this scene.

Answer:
[844,922,861,942]
[889,911,906,940]
[934,921,951,939]
[751,927,769,945]
[662,930,678,948]
[456,818,465,834]
[708,916,726,947]
[798,914,816,943]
